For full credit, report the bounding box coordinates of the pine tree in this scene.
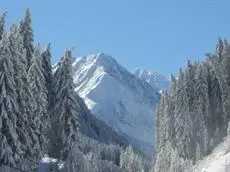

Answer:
[50,50,80,160]
[19,9,34,70]
[174,68,193,160]
[41,43,53,108]
[169,74,177,143]
[221,40,230,130]
[206,58,225,150]
[120,145,143,172]
[154,92,176,172]
[207,39,228,129]
[194,64,209,157]
[7,24,41,170]
[27,46,49,155]
[0,12,6,40]
[0,34,22,167]
[169,74,177,98]
[184,60,196,112]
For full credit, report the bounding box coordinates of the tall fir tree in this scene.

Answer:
[154,92,176,172]
[19,9,34,70]
[27,46,49,155]
[7,24,40,170]
[120,145,143,172]
[41,43,53,108]
[184,60,196,112]
[0,12,6,40]
[193,63,209,158]
[0,33,22,167]
[50,50,80,160]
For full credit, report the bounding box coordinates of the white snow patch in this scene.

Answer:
[38,156,65,172]
[41,156,58,164]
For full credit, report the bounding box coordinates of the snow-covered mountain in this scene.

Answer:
[71,53,159,154]
[134,68,170,92]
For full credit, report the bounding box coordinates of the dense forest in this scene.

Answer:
[154,39,230,171]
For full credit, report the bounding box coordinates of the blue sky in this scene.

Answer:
[1,0,230,76]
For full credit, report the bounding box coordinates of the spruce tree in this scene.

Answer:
[19,9,34,70]
[120,145,143,172]
[221,40,230,129]
[7,24,40,170]
[174,68,193,160]
[41,43,53,108]
[27,46,49,155]
[0,34,22,167]
[194,64,209,157]
[50,50,80,160]
[0,12,6,40]
[184,60,196,112]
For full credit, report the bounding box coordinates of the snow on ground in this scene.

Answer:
[38,156,65,172]
[190,136,230,172]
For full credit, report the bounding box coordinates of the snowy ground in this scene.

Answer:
[38,156,65,172]
[190,136,230,172]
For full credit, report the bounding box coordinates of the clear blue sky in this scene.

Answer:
[1,0,230,76]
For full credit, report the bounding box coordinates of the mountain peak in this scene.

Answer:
[73,52,118,70]
[71,53,159,155]
[134,68,170,91]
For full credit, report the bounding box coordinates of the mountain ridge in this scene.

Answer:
[71,52,160,155]
[134,67,170,91]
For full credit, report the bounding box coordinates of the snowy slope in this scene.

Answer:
[134,68,170,92]
[72,53,159,154]
[188,136,230,172]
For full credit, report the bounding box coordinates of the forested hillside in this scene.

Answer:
[154,39,230,172]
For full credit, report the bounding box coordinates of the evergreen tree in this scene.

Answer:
[207,39,228,130]
[50,50,80,160]
[41,43,53,108]
[0,12,6,40]
[221,40,230,129]
[19,9,34,70]
[169,74,177,98]
[174,68,192,159]
[27,46,49,155]
[7,24,41,170]
[154,94,170,172]
[184,60,196,112]
[0,34,22,167]
[193,64,209,157]
[120,145,143,172]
